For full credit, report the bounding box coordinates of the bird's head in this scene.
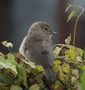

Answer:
[28,21,57,38]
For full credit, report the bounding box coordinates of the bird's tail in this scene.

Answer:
[44,66,57,83]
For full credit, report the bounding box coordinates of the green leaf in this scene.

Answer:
[0,72,13,84]
[76,48,84,57]
[81,66,85,70]
[65,34,71,45]
[67,10,77,22]
[10,85,23,90]
[80,71,85,90]
[13,78,22,86]
[52,81,61,90]
[0,53,18,75]
[0,55,17,75]
[29,84,40,90]
[7,53,18,65]
[35,74,45,89]
[16,63,27,87]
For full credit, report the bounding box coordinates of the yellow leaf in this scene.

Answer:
[58,66,65,82]
[36,65,44,72]
[64,48,77,63]
[53,60,62,73]
[1,41,8,47]
[54,60,62,65]
[62,63,70,74]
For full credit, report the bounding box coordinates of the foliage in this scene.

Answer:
[0,39,85,90]
[0,4,85,90]
[65,4,84,46]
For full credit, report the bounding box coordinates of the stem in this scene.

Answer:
[73,6,84,46]
[73,16,79,46]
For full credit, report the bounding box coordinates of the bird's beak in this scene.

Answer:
[52,31,57,35]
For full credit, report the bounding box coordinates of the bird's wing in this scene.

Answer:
[27,40,54,67]
[42,40,54,66]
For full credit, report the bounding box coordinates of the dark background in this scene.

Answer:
[0,0,85,53]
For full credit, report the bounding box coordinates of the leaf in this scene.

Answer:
[76,48,84,57]
[67,10,77,22]
[1,41,13,48]
[58,66,65,82]
[54,44,84,61]
[0,73,13,85]
[53,47,62,59]
[0,53,18,75]
[52,80,62,90]
[71,69,79,79]
[62,63,70,74]
[35,74,45,89]
[1,41,8,47]
[0,83,10,90]
[80,71,85,90]
[16,63,27,87]
[81,66,85,71]
[13,78,22,86]
[0,54,17,75]
[77,56,82,62]
[36,65,44,72]
[31,69,45,89]
[10,85,23,90]
[29,84,40,90]
[78,82,82,90]
[0,52,4,57]
[53,60,62,73]
[23,60,36,69]
[64,48,77,63]
[71,77,77,84]
[7,53,18,65]
[6,42,13,48]
[65,34,71,45]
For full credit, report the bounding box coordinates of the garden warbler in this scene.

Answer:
[19,21,57,83]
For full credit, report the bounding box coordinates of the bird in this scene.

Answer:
[19,21,57,83]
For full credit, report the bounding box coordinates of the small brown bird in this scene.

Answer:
[19,21,57,82]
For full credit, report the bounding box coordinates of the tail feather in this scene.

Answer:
[44,66,57,83]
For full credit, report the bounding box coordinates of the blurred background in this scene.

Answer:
[0,0,85,53]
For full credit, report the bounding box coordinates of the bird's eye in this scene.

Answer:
[44,27,48,30]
